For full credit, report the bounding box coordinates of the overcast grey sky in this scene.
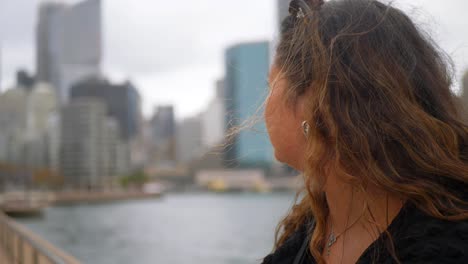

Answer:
[0,0,467,119]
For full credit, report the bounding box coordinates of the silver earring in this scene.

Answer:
[302,121,310,136]
[296,7,306,19]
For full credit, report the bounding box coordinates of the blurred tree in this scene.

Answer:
[32,168,64,188]
[120,170,149,188]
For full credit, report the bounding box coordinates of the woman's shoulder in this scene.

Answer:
[262,202,468,264]
[389,204,468,263]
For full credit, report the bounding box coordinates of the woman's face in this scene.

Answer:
[265,65,308,171]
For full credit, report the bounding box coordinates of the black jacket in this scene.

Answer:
[262,201,468,264]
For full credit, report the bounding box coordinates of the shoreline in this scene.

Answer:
[51,190,163,205]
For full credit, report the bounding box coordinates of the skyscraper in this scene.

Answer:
[36,0,101,104]
[177,116,203,164]
[201,79,226,149]
[461,71,468,123]
[0,87,28,164]
[103,117,131,180]
[24,83,58,169]
[150,106,176,163]
[224,41,274,170]
[46,112,61,172]
[70,77,141,140]
[462,71,468,97]
[277,0,290,32]
[0,81,58,169]
[27,83,58,137]
[272,0,291,64]
[16,70,36,91]
[36,2,67,89]
[60,98,108,188]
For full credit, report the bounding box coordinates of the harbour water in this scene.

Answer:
[17,193,295,264]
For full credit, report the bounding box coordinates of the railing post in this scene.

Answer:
[7,229,12,259]
[0,221,3,248]
[17,235,23,264]
[0,222,3,257]
[33,247,39,264]
[12,233,16,263]
[1,223,4,247]
[1,224,3,248]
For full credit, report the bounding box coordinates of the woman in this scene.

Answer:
[263,0,468,263]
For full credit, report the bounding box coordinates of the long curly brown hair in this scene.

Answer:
[273,0,468,263]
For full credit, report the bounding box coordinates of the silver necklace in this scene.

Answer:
[326,218,361,256]
[326,228,342,256]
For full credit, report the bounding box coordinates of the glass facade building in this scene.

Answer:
[36,0,101,104]
[224,41,274,170]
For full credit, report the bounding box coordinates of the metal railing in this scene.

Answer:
[0,213,81,264]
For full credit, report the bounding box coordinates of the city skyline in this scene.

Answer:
[1,0,468,119]
[0,1,466,263]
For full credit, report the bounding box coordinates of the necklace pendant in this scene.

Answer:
[326,233,337,257]
[327,233,337,247]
